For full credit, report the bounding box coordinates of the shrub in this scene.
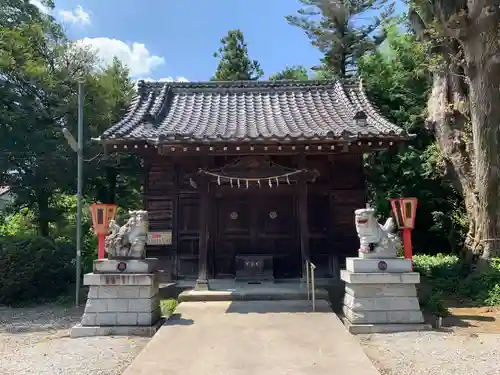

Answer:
[414,253,500,308]
[420,290,449,317]
[0,235,75,305]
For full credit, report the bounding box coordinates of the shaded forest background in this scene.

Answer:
[0,0,498,309]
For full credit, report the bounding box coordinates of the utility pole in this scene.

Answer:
[76,81,84,307]
[62,81,85,307]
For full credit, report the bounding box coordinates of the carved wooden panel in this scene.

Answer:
[147,164,175,192]
[214,194,300,278]
[308,194,330,235]
[330,154,365,190]
[145,163,176,234]
[177,196,199,235]
[217,198,251,237]
[330,189,366,206]
[258,195,296,236]
[177,238,199,279]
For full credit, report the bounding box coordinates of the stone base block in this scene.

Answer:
[195,279,210,291]
[84,295,160,314]
[358,251,397,260]
[76,269,161,337]
[345,283,417,298]
[81,307,161,327]
[344,293,420,311]
[87,284,159,300]
[93,258,158,274]
[84,273,157,286]
[71,319,163,338]
[346,258,412,273]
[340,316,431,334]
[341,270,420,284]
[343,305,424,324]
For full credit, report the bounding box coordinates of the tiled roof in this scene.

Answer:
[100,80,407,143]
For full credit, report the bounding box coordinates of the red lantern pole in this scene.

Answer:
[98,233,106,259]
[403,228,413,264]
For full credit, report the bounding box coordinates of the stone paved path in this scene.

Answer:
[121,300,380,375]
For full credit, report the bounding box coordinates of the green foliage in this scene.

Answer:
[1,0,140,238]
[413,254,500,308]
[414,254,462,278]
[269,65,310,81]
[287,0,394,78]
[0,208,37,237]
[421,291,449,317]
[457,259,500,306]
[212,29,263,81]
[160,298,178,317]
[0,235,75,305]
[358,24,466,254]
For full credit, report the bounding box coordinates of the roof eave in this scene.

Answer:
[93,133,410,146]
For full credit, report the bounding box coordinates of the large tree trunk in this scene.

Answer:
[410,0,500,261]
[464,6,500,260]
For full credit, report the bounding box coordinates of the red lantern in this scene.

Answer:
[390,198,418,265]
[89,203,118,259]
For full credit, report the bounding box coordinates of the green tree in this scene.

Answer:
[0,0,96,236]
[408,0,500,261]
[212,29,263,81]
[0,1,138,236]
[269,65,309,81]
[287,0,394,78]
[358,24,466,254]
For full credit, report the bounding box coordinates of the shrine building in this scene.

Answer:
[95,80,408,288]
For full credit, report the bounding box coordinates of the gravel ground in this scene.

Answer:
[0,304,150,375]
[359,331,500,375]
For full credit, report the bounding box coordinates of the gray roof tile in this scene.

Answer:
[101,80,406,143]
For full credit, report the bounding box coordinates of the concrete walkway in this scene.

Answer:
[122,300,380,375]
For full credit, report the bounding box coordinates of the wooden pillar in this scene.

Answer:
[196,170,210,290]
[298,154,310,277]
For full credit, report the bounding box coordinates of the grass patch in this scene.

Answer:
[160,298,178,317]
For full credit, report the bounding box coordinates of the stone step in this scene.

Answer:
[178,288,329,302]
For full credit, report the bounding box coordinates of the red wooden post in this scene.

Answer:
[403,227,413,269]
[98,233,106,259]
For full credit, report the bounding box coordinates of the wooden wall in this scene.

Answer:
[143,153,366,280]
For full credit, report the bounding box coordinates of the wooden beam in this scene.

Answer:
[195,159,210,290]
[298,154,310,276]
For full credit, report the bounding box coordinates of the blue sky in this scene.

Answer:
[32,0,406,82]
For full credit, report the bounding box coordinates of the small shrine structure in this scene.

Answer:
[94,80,409,288]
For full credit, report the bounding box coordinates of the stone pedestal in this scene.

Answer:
[71,258,163,338]
[341,257,430,334]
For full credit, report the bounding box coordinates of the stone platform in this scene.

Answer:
[176,279,330,302]
[341,257,431,334]
[71,258,162,338]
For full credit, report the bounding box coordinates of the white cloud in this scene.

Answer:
[141,77,189,82]
[59,5,91,26]
[78,37,165,77]
[30,0,50,14]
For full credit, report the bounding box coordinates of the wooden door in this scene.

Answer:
[214,192,301,278]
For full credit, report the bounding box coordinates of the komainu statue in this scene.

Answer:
[105,210,149,259]
[354,208,401,259]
